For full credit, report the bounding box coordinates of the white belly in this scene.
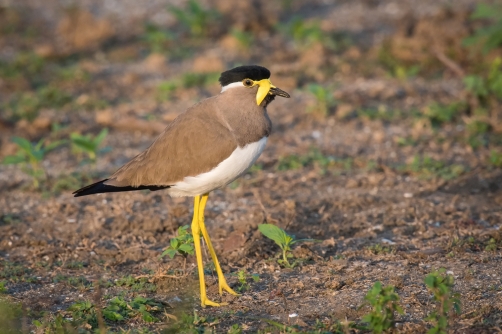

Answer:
[168,137,268,197]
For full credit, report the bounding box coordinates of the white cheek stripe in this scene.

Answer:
[169,137,268,197]
[221,82,245,92]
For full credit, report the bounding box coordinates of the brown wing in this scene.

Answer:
[105,99,237,188]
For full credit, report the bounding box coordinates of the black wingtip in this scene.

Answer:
[73,179,170,197]
[73,179,109,197]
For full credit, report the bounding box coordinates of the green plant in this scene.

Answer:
[4,85,72,122]
[463,3,502,54]
[50,171,94,195]
[258,224,314,268]
[0,52,44,80]
[157,80,178,101]
[423,102,466,127]
[0,261,35,283]
[284,17,322,44]
[399,155,466,181]
[70,128,109,162]
[276,147,334,171]
[361,281,403,333]
[165,310,216,333]
[378,42,421,79]
[228,324,243,334]
[489,150,502,167]
[160,225,195,259]
[464,57,502,104]
[367,244,393,255]
[37,86,73,108]
[357,106,403,122]
[37,296,165,331]
[235,270,259,292]
[485,238,498,251]
[4,93,39,122]
[68,300,98,328]
[278,16,344,50]
[53,274,91,290]
[103,296,162,322]
[169,0,219,38]
[156,72,217,101]
[0,299,24,333]
[260,318,300,333]
[181,72,219,88]
[231,28,254,50]
[396,136,417,147]
[307,84,336,116]
[424,269,461,334]
[0,214,21,226]
[115,275,156,292]
[2,137,65,188]
[142,22,174,53]
[0,281,6,293]
[55,65,90,82]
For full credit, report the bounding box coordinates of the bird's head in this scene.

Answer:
[219,65,290,107]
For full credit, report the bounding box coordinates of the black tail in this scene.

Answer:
[73,179,169,197]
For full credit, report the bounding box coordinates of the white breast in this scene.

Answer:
[168,137,268,197]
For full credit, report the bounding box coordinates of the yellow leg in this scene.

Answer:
[198,193,239,296]
[191,195,220,307]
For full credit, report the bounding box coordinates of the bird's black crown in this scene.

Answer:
[219,65,271,87]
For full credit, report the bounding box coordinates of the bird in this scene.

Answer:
[73,65,290,307]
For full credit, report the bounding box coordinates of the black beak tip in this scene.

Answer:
[271,87,290,98]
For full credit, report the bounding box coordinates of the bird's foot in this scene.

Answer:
[201,296,227,308]
[219,279,239,296]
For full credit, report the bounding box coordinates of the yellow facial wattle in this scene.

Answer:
[252,79,276,106]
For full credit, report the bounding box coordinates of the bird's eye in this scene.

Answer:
[242,79,253,87]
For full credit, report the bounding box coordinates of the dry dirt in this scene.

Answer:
[1,0,502,333]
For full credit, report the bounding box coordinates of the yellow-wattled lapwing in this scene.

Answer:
[73,65,290,307]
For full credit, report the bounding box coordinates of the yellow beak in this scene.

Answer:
[253,79,290,105]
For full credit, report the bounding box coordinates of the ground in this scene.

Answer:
[1,0,502,333]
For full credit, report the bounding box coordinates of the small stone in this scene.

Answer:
[345,178,360,188]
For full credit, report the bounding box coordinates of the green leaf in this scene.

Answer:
[258,224,288,248]
[69,132,85,141]
[438,315,447,329]
[161,249,177,259]
[464,75,488,97]
[11,137,33,152]
[471,3,499,19]
[31,150,44,162]
[453,300,461,314]
[179,243,194,254]
[133,296,148,304]
[2,155,26,164]
[103,309,124,321]
[94,128,108,146]
[427,327,439,334]
[140,310,158,322]
[424,274,436,288]
[71,136,96,152]
[44,139,67,152]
